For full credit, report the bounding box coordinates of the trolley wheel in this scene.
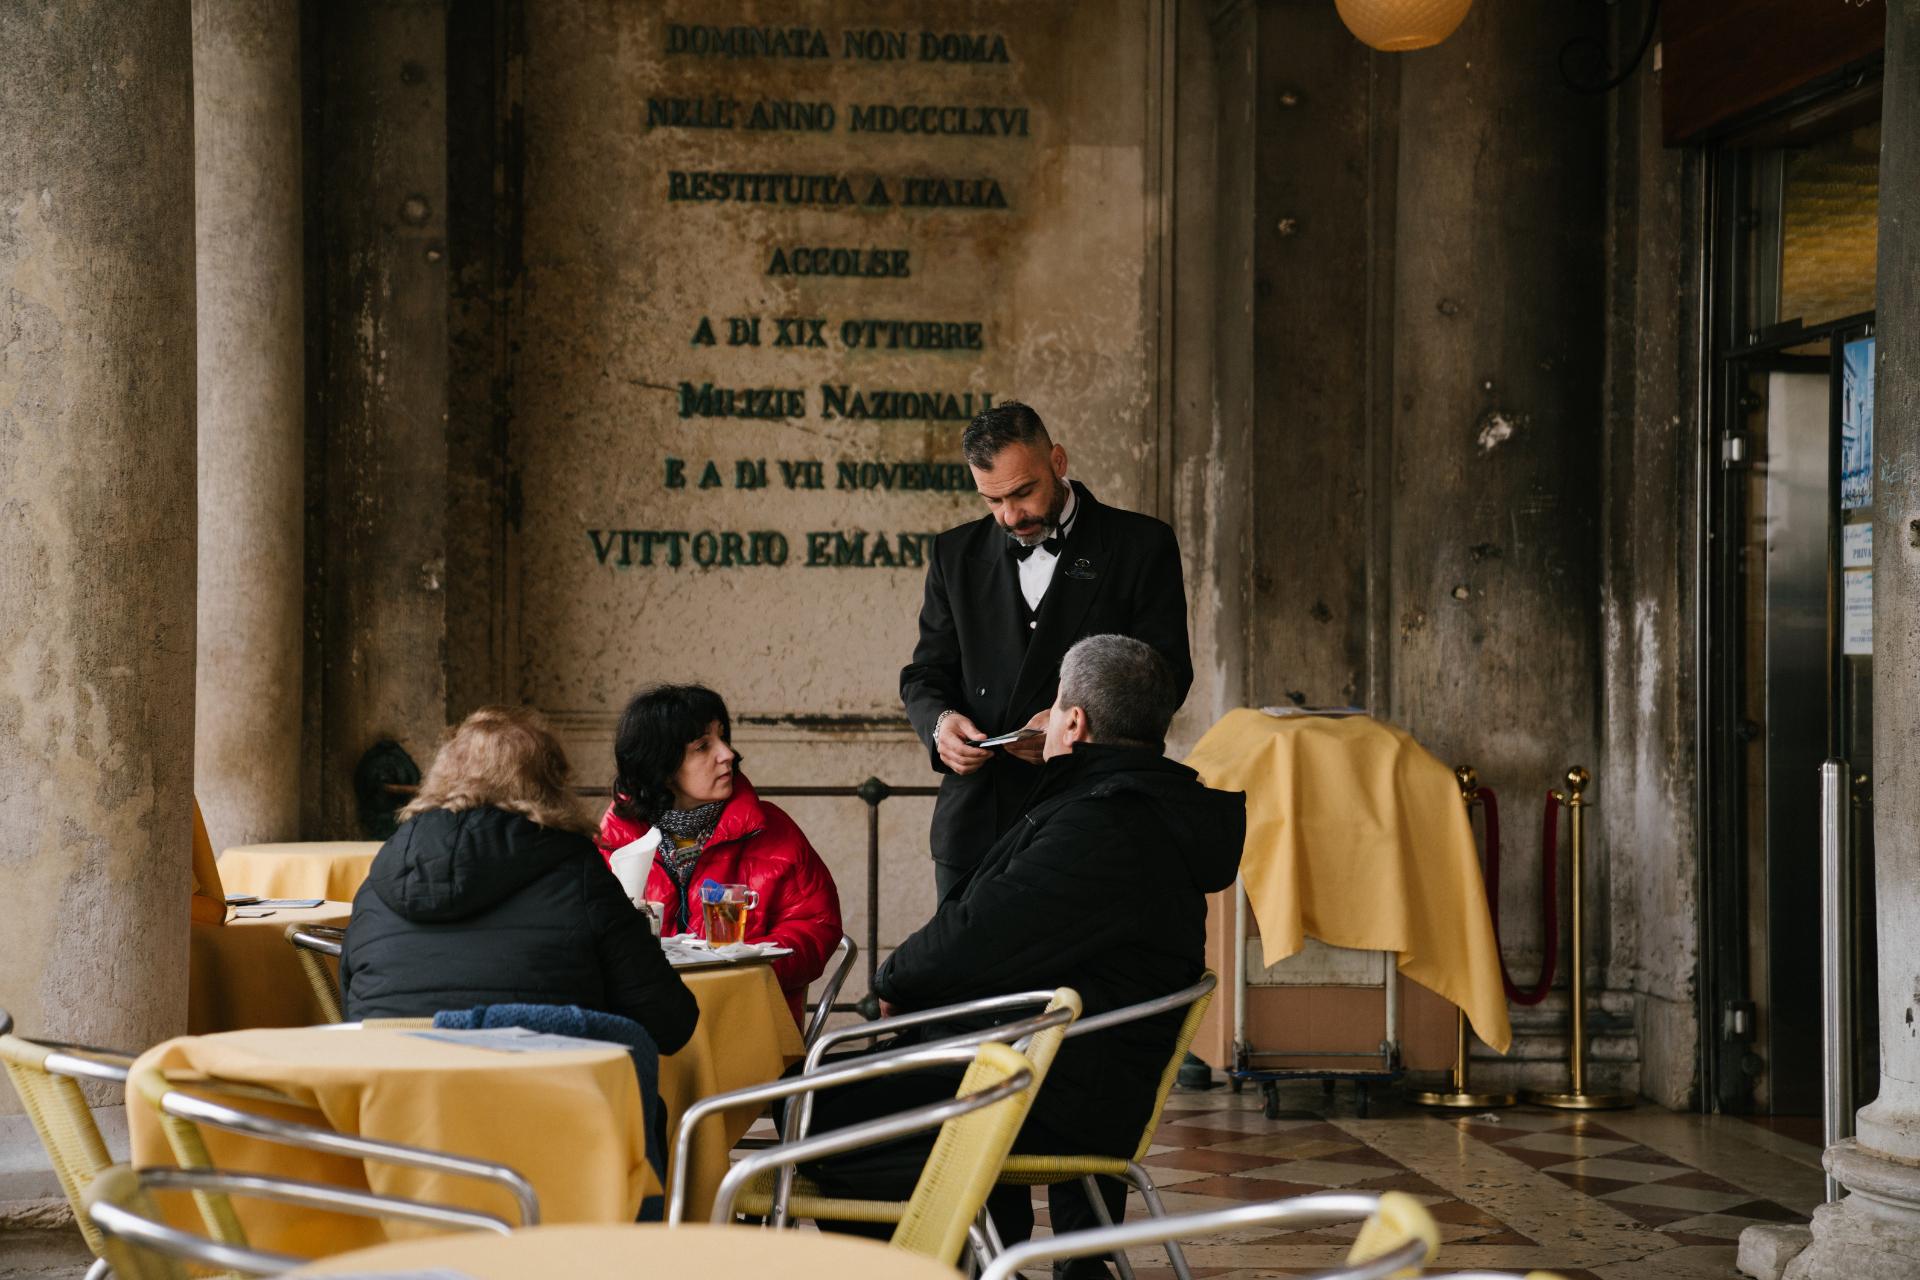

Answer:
[1262,1081,1280,1120]
[1229,1076,1243,1095]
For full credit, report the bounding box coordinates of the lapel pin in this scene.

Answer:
[1065,558,1097,580]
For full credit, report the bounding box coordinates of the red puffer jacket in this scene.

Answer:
[598,775,843,1024]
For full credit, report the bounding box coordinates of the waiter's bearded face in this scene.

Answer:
[972,440,1071,547]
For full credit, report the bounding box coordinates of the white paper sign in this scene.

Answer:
[1844,568,1873,655]
[1843,522,1874,568]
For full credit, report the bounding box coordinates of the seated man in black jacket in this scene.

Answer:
[801,635,1245,1274]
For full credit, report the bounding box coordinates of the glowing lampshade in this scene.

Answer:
[1334,0,1473,52]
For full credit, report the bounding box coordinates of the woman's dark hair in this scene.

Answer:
[611,683,735,824]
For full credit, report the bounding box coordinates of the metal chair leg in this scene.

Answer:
[978,1203,1007,1257]
[1125,1161,1194,1280]
[1082,1174,1137,1280]
[967,1220,992,1277]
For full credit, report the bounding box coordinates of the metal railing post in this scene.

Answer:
[1821,758,1853,1203]
[1524,765,1632,1111]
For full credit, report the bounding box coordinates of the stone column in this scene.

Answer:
[191,0,306,848]
[0,1,199,1058]
[1780,1,1920,1273]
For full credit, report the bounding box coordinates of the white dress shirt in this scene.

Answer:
[1016,486,1079,617]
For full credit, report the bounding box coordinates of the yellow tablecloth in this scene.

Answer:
[188,903,353,1034]
[1186,709,1511,1053]
[218,842,381,902]
[665,962,807,1220]
[128,1026,652,1254]
[140,961,802,1245]
[294,1223,955,1280]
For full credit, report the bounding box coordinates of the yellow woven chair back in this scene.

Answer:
[0,1033,116,1257]
[284,927,345,1023]
[891,988,1083,1260]
[1130,970,1215,1162]
[130,1062,250,1247]
[888,1040,1037,1261]
[83,1165,190,1280]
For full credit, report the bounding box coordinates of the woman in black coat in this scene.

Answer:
[340,705,698,1053]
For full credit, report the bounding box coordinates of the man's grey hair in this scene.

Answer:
[1056,635,1179,748]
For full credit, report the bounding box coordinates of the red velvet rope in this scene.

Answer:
[1469,786,1558,1006]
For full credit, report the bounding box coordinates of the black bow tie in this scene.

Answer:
[1010,536,1064,561]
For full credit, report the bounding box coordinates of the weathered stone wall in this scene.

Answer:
[503,0,1178,984]
[307,1,453,836]
[0,0,199,1093]
[1596,0,1704,1111]
[1210,0,1659,1087]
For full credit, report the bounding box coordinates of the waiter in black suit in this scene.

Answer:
[901,401,1193,897]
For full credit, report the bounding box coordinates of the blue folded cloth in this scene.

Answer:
[433,1002,666,1216]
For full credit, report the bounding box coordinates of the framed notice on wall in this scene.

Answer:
[1842,336,1874,511]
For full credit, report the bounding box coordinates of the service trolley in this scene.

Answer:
[1228,879,1402,1118]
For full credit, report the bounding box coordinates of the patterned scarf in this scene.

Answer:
[652,798,726,933]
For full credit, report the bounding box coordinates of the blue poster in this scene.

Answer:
[1842,337,1874,510]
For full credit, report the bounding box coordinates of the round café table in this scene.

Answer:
[188,901,353,1034]
[134,960,805,1243]
[127,1026,650,1257]
[218,841,381,902]
[293,1223,954,1280]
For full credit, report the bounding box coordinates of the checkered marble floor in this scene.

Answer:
[1020,1079,1826,1279]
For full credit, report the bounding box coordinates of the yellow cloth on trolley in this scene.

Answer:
[1185,709,1511,1054]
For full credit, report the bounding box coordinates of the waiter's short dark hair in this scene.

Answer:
[1056,635,1178,749]
[962,401,1051,469]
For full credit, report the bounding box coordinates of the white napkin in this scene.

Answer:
[608,830,660,907]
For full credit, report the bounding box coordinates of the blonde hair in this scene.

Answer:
[398,705,596,836]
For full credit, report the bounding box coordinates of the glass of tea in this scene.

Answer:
[702,883,760,946]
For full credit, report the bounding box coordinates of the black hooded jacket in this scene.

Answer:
[340,806,699,1053]
[872,742,1245,1153]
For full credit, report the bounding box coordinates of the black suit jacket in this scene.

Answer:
[899,481,1193,869]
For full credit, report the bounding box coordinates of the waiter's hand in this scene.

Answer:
[1002,708,1049,764]
[936,711,994,775]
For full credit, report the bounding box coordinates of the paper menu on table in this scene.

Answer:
[407,1027,624,1054]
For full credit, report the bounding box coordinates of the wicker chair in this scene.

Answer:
[991,971,1218,1280]
[84,1163,510,1280]
[0,1009,139,1272]
[284,925,345,1023]
[978,1189,1446,1280]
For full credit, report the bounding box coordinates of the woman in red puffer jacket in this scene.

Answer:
[597,683,843,1024]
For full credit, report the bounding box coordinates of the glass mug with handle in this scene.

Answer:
[700,882,760,946]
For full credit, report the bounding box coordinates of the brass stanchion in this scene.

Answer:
[1411,766,1515,1110]
[1524,766,1633,1110]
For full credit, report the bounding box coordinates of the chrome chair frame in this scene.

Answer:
[666,1001,1073,1226]
[992,974,1219,1280]
[288,927,344,958]
[87,1165,511,1277]
[801,933,859,1049]
[777,991,1066,1227]
[152,1086,541,1226]
[43,1046,136,1085]
[710,1057,1033,1225]
[978,1192,1427,1280]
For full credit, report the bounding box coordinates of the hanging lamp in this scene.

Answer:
[1334,0,1473,52]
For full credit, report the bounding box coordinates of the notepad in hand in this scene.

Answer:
[971,727,1043,748]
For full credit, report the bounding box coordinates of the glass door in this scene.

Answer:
[1702,120,1879,1116]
